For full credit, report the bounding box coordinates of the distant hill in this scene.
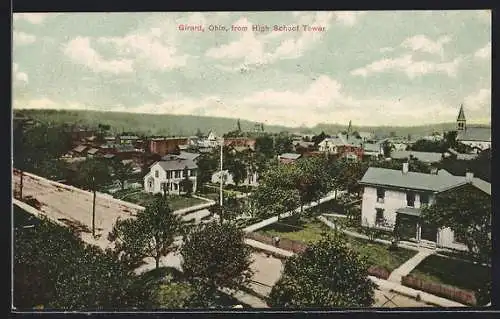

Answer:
[13,109,490,138]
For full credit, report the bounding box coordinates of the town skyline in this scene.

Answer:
[13,11,491,127]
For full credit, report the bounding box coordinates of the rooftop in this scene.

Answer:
[391,150,442,163]
[156,158,198,171]
[457,127,491,142]
[360,167,491,195]
[359,167,467,192]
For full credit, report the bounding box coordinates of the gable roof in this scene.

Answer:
[391,150,442,163]
[360,167,491,195]
[177,151,201,161]
[319,133,364,148]
[155,158,198,171]
[87,148,99,155]
[457,127,491,142]
[359,167,467,192]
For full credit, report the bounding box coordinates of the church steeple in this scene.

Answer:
[457,104,466,131]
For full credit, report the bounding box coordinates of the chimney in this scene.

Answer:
[465,171,474,183]
[402,162,409,174]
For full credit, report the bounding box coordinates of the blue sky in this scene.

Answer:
[13,11,491,127]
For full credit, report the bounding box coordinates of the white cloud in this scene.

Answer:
[379,47,394,53]
[334,11,366,26]
[464,88,490,111]
[13,13,59,24]
[351,54,462,78]
[98,24,188,71]
[474,41,491,59]
[207,12,337,70]
[401,34,451,57]
[13,63,28,83]
[13,31,36,45]
[63,37,134,74]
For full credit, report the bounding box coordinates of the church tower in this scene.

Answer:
[457,104,466,131]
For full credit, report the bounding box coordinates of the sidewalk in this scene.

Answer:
[244,233,467,308]
[370,276,466,307]
[388,250,434,283]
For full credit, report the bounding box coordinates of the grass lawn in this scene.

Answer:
[117,191,207,210]
[258,216,415,272]
[259,219,330,243]
[410,255,491,292]
[348,237,415,272]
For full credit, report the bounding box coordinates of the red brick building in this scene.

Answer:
[223,138,256,149]
[149,137,189,156]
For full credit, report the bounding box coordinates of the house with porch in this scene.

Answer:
[358,163,491,251]
[143,155,198,195]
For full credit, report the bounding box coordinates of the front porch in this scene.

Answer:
[394,208,438,249]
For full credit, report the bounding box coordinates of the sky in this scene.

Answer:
[13,11,491,127]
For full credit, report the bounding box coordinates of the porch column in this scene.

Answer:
[416,221,421,242]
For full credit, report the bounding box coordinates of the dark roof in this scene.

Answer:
[457,104,466,121]
[359,167,467,192]
[155,158,198,171]
[391,151,442,163]
[177,152,200,161]
[457,127,491,142]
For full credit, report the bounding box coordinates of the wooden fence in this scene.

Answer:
[402,274,477,306]
[246,232,391,279]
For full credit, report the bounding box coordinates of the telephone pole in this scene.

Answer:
[219,137,224,208]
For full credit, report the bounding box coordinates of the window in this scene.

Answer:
[375,208,385,224]
[154,170,159,178]
[376,188,385,203]
[166,171,172,179]
[420,193,429,206]
[174,170,181,178]
[406,192,415,207]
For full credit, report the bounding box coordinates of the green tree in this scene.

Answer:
[268,234,376,308]
[108,196,185,270]
[443,130,458,148]
[225,155,247,186]
[381,140,394,158]
[14,216,149,310]
[274,135,293,155]
[197,153,219,185]
[111,159,134,190]
[180,222,254,295]
[311,131,330,145]
[76,158,112,237]
[421,185,491,263]
[255,135,274,158]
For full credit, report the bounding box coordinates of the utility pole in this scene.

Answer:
[92,175,96,238]
[219,137,224,207]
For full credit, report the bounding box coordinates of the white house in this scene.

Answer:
[144,155,198,195]
[211,169,259,187]
[318,133,364,153]
[358,163,491,251]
